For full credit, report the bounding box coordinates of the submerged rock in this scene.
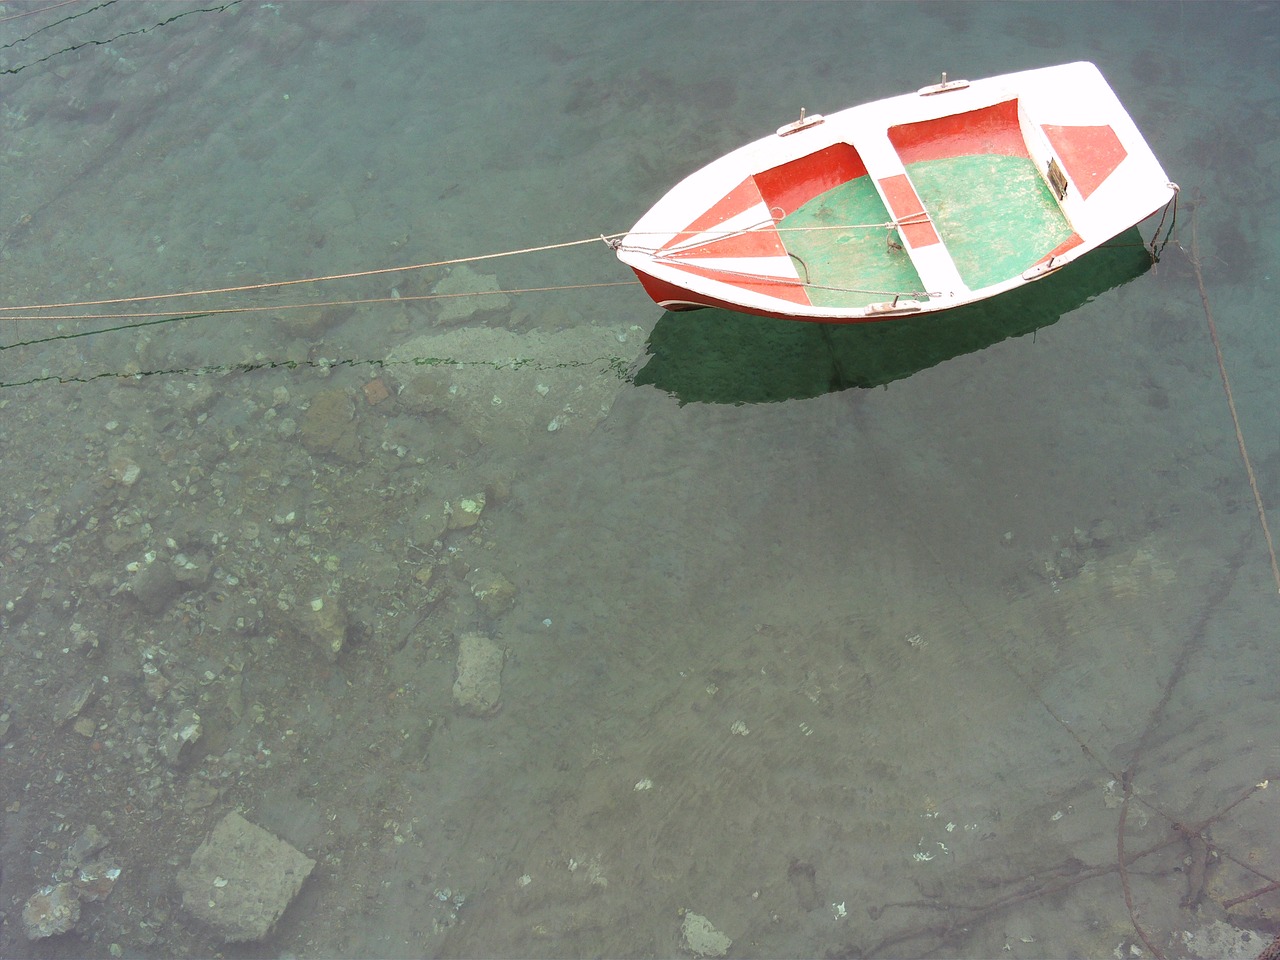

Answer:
[278,302,355,339]
[680,912,731,958]
[452,632,505,716]
[300,388,361,463]
[293,594,349,661]
[177,812,315,943]
[71,863,121,902]
[22,883,80,940]
[65,824,109,867]
[433,264,510,325]
[469,568,517,619]
[159,709,203,767]
[446,493,485,530]
[124,560,182,614]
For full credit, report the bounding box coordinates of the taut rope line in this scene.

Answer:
[1186,210,1280,596]
[0,280,639,325]
[0,234,630,315]
[0,215,928,319]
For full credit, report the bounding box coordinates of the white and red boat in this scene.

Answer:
[614,62,1177,323]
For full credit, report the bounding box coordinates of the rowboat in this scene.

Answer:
[613,62,1177,323]
[633,227,1154,404]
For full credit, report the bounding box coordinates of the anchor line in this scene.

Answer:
[0,280,639,327]
[0,234,644,386]
[1,215,933,320]
[0,234,632,317]
[1148,185,1180,262]
[1186,206,1280,596]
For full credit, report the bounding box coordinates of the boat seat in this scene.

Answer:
[853,132,969,299]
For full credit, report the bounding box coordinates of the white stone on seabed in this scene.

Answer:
[176,812,315,943]
[680,911,731,958]
[445,493,485,530]
[452,633,505,716]
[109,457,141,487]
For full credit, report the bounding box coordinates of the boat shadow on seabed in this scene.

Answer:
[631,226,1154,405]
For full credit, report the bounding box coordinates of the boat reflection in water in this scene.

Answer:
[631,227,1155,406]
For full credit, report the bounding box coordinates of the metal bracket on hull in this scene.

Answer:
[918,72,971,96]
[1022,257,1064,281]
[776,108,825,137]
[866,296,925,316]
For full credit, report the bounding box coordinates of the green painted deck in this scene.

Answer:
[778,153,1073,303]
[905,154,1073,290]
[777,176,925,310]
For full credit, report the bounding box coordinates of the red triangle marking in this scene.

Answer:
[664,227,787,261]
[1042,125,1127,200]
[664,259,811,306]
[1037,233,1084,264]
[659,177,768,253]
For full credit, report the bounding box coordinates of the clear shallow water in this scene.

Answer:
[1,2,1277,958]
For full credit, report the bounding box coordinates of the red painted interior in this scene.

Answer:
[1042,124,1126,199]
[631,266,813,314]
[753,142,868,219]
[659,177,766,254]
[878,174,939,247]
[889,99,1027,164]
[658,260,811,306]
[1037,233,1084,264]
[661,224,788,263]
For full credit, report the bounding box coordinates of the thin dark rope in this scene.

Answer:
[1185,206,1280,595]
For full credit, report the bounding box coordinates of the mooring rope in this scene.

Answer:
[0,234,630,316]
[1186,208,1280,596]
[1147,186,1179,262]
[0,280,638,325]
[1,214,933,323]
[615,214,928,258]
[0,0,81,26]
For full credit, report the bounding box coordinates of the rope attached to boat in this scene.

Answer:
[2,206,940,323]
[1148,184,1180,262]
[0,235,632,320]
[0,281,637,325]
[622,252,933,301]
[613,214,929,259]
[1185,202,1280,596]
[612,213,938,302]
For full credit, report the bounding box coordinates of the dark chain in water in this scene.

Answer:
[0,1,241,76]
[0,350,632,391]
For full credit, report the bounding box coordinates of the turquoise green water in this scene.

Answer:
[1,4,1276,958]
